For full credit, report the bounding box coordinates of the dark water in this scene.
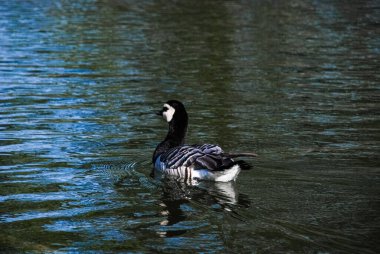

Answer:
[1,0,379,253]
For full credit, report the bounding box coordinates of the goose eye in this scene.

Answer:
[163,106,169,111]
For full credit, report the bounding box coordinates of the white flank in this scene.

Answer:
[154,155,241,183]
[191,164,241,182]
[213,164,241,182]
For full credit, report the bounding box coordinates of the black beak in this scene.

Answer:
[156,110,163,116]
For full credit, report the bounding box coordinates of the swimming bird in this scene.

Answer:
[152,100,257,182]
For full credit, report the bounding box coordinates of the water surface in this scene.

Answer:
[0,0,379,253]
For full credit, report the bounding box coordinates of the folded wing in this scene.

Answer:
[160,144,235,171]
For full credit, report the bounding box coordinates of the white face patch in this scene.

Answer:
[162,103,175,122]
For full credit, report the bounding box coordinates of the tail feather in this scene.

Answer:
[235,160,252,170]
[224,152,258,158]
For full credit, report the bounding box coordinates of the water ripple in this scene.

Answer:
[0,0,378,253]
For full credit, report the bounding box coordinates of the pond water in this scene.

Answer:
[0,0,379,253]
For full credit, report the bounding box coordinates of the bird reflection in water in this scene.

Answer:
[155,175,251,237]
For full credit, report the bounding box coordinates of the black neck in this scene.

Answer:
[165,118,187,145]
[153,117,188,163]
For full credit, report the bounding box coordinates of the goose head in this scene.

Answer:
[157,100,188,124]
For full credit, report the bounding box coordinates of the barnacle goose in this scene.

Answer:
[152,100,257,182]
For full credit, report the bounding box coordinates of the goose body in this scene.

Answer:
[153,100,256,182]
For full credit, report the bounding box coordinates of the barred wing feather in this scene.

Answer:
[160,144,234,171]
